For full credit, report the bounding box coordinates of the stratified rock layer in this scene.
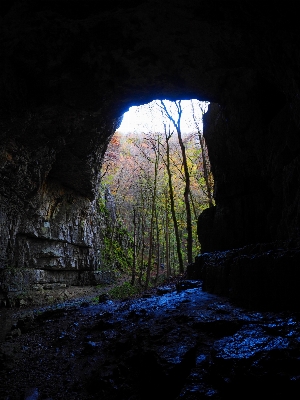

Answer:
[188,241,300,310]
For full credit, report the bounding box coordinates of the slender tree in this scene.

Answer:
[191,100,214,208]
[164,192,171,278]
[101,101,212,282]
[145,135,160,289]
[161,123,184,273]
[131,207,137,285]
[160,100,193,265]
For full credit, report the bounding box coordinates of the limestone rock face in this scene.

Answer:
[1,0,300,296]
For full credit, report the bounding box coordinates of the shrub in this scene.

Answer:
[108,281,141,300]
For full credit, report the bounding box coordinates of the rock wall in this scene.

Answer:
[198,77,300,252]
[187,240,300,310]
[0,175,105,300]
[1,0,300,303]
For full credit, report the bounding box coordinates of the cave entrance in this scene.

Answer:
[100,99,213,289]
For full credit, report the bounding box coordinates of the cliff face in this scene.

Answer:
[1,0,300,299]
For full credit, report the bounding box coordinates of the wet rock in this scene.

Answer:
[176,280,202,292]
[1,285,300,399]
[213,325,290,360]
[82,341,101,355]
[127,308,149,321]
[16,314,36,334]
[35,308,67,322]
[156,286,174,295]
[193,320,243,338]
[115,338,132,354]
[98,293,110,303]
[178,378,220,400]
[92,319,115,331]
[24,387,39,400]
[11,328,21,338]
[57,331,73,345]
[0,342,21,370]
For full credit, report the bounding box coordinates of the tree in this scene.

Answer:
[159,100,193,265]
[144,134,160,289]
[161,123,184,273]
[100,100,212,284]
[190,100,214,208]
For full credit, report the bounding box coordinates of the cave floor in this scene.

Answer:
[1,281,300,400]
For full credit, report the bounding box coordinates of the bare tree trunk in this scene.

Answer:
[155,207,160,282]
[138,196,146,286]
[178,130,193,265]
[163,124,184,273]
[131,208,137,285]
[161,100,193,265]
[145,138,159,289]
[191,100,214,208]
[189,189,198,221]
[165,193,171,278]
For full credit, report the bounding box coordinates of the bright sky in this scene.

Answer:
[118,99,209,134]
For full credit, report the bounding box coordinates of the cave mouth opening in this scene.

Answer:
[117,99,210,135]
[99,99,214,282]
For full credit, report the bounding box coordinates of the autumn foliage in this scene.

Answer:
[100,100,213,287]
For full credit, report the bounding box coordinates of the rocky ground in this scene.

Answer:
[1,280,300,400]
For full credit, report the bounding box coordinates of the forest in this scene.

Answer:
[99,100,213,291]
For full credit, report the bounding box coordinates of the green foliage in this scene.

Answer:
[97,183,134,274]
[108,281,141,299]
[102,233,133,272]
[100,100,213,276]
[97,194,108,216]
